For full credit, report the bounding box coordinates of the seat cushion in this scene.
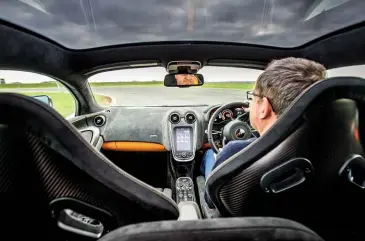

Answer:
[99,217,324,241]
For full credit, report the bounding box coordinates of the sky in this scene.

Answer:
[1,65,365,84]
[0,0,360,49]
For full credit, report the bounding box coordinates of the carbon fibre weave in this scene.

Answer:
[219,124,310,216]
[0,126,15,193]
[24,130,160,227]
[0,126,61,239]
[218,100,365,221]
[0,123,162,229]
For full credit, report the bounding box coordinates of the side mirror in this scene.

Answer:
[32,95,53,107]
[164,73,204,87]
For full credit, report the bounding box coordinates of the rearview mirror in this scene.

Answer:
[32,95,53,107]
[164,73,204,87]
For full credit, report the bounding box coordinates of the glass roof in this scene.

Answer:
[0,0,363,49]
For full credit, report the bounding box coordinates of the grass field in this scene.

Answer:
[0,82,59,88]
[0,81,255,89]
[92,81,255,89]
[1,81,254,116]
[90,81,163,87]
[18,92,109,117]
[203,82,254,89]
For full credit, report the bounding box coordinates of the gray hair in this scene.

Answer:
[255,57,326,116]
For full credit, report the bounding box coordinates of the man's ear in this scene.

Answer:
[258,97,272,119]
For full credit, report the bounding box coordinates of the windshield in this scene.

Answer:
[88,67,262,106]
[1,64,365,116]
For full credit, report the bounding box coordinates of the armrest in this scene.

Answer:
[178,201,202,220]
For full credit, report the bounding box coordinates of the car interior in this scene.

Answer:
[2,1,365,241]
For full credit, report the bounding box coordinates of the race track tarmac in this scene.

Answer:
[93,87,247,106]
[0,86,248,106]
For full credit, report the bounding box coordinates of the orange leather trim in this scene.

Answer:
[102,141,167,152]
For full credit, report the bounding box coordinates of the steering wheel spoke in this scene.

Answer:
[222,136,228,147]
[236,112,249,121]
[212,130,222,135]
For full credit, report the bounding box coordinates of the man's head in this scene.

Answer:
[175,74,198,85]
[175,74,186,85]
[249,57,326,134]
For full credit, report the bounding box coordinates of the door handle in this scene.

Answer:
[339,154,365,189]
[260,158,313,194]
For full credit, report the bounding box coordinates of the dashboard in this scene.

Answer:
[70,103,250,161]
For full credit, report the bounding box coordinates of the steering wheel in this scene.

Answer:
[207,102,252,153]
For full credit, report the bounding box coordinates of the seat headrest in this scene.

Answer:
[206,76,365,198]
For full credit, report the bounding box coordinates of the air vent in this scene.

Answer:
[169,113,180,124]
[185,113,196,124]
[94,115,106,127]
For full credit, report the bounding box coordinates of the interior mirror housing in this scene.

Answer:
[164,73,204,87]
[32,95,53,107]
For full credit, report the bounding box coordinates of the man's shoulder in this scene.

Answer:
[216,137,257,161]
[214,138,257,168]
[226,137,256,148]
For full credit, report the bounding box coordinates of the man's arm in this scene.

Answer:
[212,139,255,171]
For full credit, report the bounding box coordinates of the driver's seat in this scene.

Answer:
[204,77,365,241]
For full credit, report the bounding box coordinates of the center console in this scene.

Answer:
[175,177,195,203]
[167,111,202,219]
[175,177,201,220]
[168,112,197,162]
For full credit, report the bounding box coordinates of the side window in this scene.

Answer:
[0,70,76,118]
[327,65,365,78]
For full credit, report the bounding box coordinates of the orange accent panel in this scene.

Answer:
[102,141,167,152]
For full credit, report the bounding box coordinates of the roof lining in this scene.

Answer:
[0,19,365,83]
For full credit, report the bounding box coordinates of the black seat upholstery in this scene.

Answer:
[99,217,324,241]
[205,77,365,240]
[0,93,178,238]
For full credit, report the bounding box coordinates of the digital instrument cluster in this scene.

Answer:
[210,107,245,124]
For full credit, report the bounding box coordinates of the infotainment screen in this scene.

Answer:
[175,127,192,151]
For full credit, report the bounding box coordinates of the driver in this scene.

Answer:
[201,57,327,179]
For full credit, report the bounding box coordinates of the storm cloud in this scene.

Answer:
[0,0,362,49]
